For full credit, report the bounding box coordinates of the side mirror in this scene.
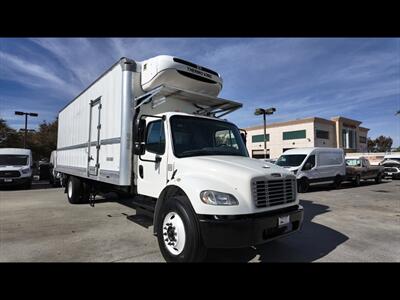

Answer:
[240,129,247,144]
[240,132,247,144]
[303,162,312,171]
[133,118,146,155]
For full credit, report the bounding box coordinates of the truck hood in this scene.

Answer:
[173,155,298,215]
[280,166,299,172]
[176,155,294,180]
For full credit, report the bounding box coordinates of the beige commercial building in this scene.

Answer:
[245,116,369,159]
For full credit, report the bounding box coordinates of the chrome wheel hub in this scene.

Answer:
[162,212,186,255]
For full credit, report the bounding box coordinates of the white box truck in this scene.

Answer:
[0,148,33,189]
[56,55,304,262]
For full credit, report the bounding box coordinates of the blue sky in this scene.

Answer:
[1,38,399,146]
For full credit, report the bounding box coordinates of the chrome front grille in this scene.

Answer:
[0,170,21,178]
[252,178,296,208]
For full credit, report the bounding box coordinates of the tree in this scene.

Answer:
[0,118,58,161]
[0,118,23,148]
[374,135,393,152]
[367,135,393,152]
[367,137,376,152]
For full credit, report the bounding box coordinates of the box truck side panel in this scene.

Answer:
[56,64,125,185]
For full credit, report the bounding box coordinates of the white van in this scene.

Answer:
[380,153,400,165]
[276,147,346,192]
[0,148,33,189]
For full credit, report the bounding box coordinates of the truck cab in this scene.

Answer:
[133,111,303,260]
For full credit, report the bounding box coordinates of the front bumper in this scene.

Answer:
[198,204,304,248]
[384,172,400,179]
[0,177,31,186]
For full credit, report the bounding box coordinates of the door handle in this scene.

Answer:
[139,165,144,179]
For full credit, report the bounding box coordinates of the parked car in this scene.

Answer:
[381,161,400,179]
[276,147,346,193]
[345,156,384,186]
[379,153,400,165]
[0,148,33,189]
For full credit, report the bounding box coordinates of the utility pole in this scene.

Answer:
[15,111,38,148]
[255,107,276,159]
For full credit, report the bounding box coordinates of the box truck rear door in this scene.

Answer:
[87,98,101,176]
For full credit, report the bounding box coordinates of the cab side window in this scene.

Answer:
[146,120,165,154]
[302,154,315,171]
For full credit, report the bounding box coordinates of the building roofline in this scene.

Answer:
[244,116,334,131]
[331,116,362,125]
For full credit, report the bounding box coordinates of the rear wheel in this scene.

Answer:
[375,173,382,184]
[156,196,207,262]
[297,178,309,193]
[67,176,83,204]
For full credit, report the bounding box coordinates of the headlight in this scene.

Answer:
[21,168,31,174]
[200,190,239,206]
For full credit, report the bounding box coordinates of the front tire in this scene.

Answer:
[297,178,309,193]
[375,173,382,184]
[353,175,361,187]
[24,179,32,189]
[156,196,207,262]
[332,175,342,189]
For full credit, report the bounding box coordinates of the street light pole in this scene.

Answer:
[15,111,38,149]
[24,113,28,149]
[255,107,276,160]
[263,112,267,159]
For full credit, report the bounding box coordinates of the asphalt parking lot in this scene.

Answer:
[0,179,399,262]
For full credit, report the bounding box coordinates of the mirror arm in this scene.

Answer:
[138,155,161,163]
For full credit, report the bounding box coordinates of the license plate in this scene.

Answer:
[4,178,12,182]
[278,215,290,226]
[387,173,392,176]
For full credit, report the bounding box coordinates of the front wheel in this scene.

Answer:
[332,175,342,189]
[156,196,207,262]
[297,178,309,193]
[375,173,382,184]
[353,175,361,186]
[23,179,32,190]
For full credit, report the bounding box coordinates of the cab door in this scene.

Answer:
[136,118,168,198]
[301,154,318,180]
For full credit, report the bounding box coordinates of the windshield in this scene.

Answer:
[346,159,361,167]
[276,154,307,167]
[0,155,29,166]
[170,116,248,158]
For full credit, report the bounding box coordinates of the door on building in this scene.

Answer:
[252,149,270,159]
